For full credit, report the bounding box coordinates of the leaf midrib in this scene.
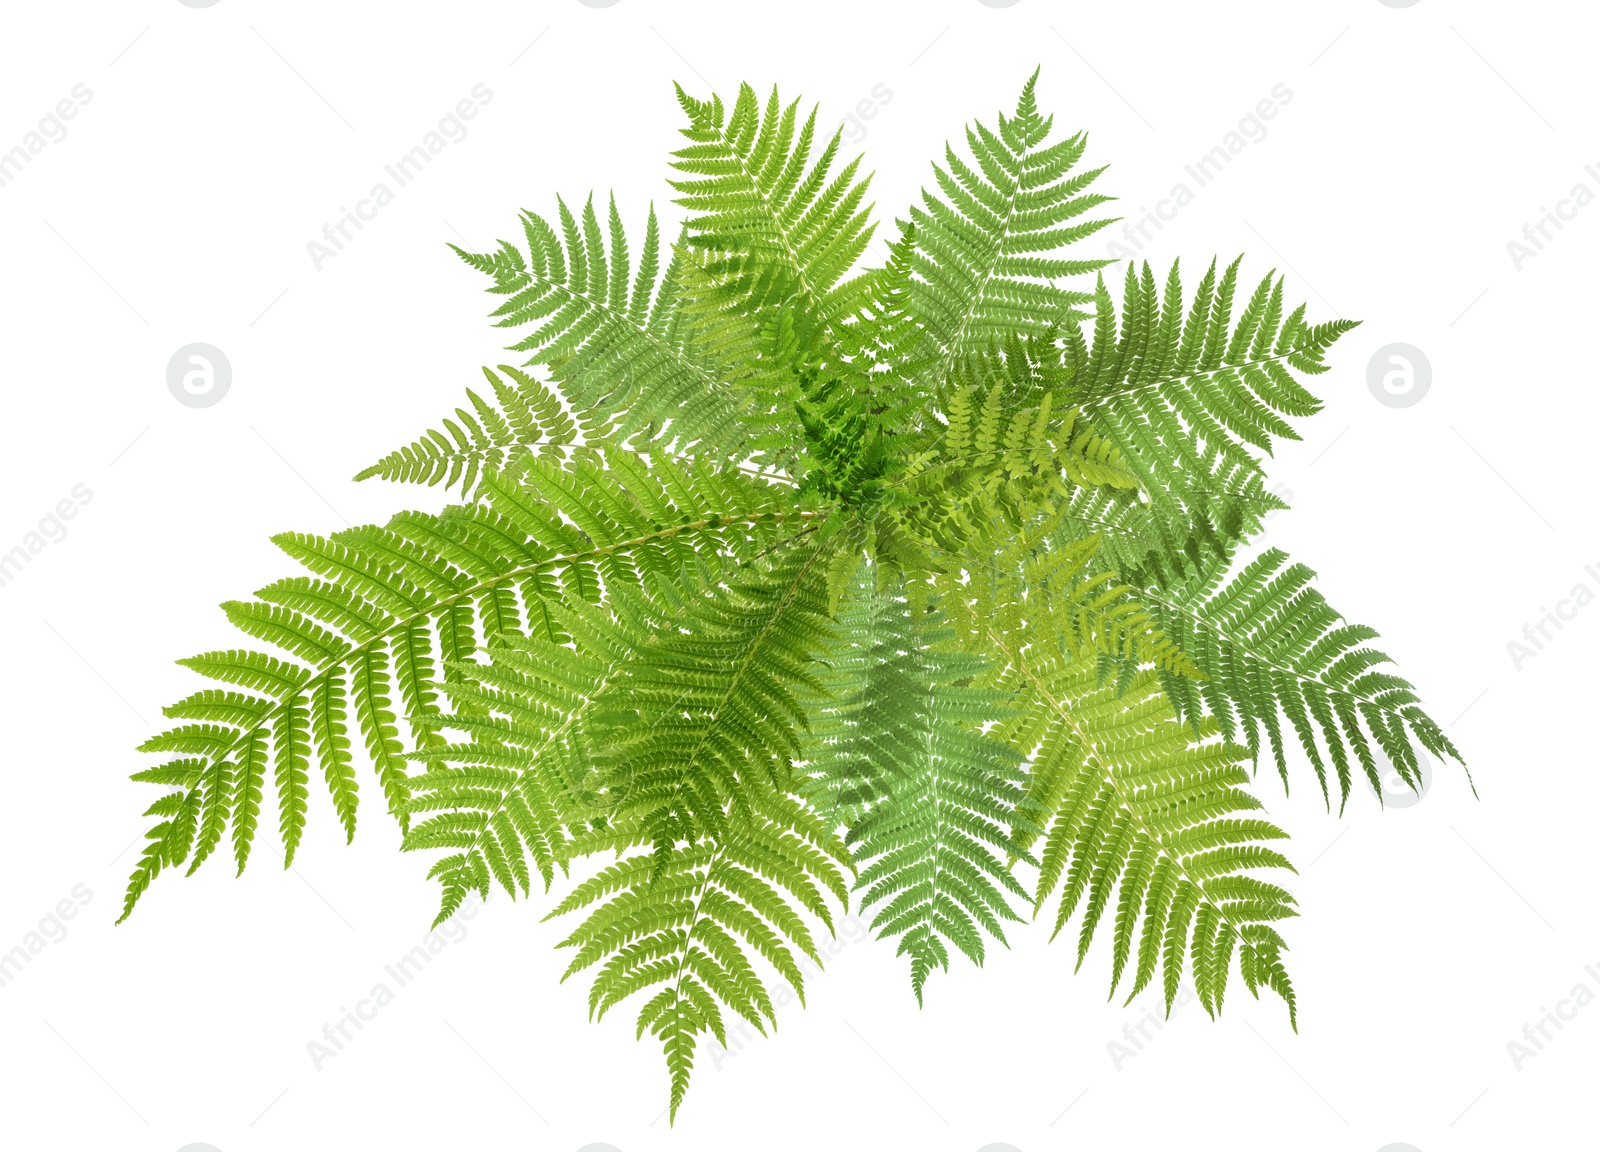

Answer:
[976,614,1271,994]
[150,509,823,869]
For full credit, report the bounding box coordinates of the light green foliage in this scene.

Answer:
[123,71,1461,1118]
[1148,547,1465,809]
[550,785,849,1119]
[987,644,1297,1023]
[355,364,581,493]
[121,450,809,920]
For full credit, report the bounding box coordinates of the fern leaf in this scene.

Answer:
[979,630,1299,1025]
[805,570,1034,1002]
[457,198,752,456]
[1149,547,1464,808]
[118,75,1464,1120]
[1064,259,1358,558]
[273,699,311,864]
[909,68,1115,379]
[550,783,849,1121]
[671,83,876,346]
[355,365,581,492]
[402,590,693,923]
[122,452,817,919]
[599,533,839,849]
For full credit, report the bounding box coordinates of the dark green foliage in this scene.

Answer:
[804,573,1036,1002]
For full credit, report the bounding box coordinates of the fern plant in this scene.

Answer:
[121,71,1462,1119]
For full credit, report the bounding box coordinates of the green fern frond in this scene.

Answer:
[939,524,1198,681]
[1054,476,1269,591]
[120,72,1464,1122]
[400,594,651,924]
[805,570,1035,1002]
[402,523,839,925]
[981,633,1298,1025]
[671,83,877,348]
[355,364,583,492]
[1149,546,1464,809]
[122,452,814,921]
[909,67,1116,380]
[599,533,840,850]
[883,389,1140,582]
[1064,258,1358,551]
[456,197,754,457]
[549,783,850,1121]
[832,224,934,436]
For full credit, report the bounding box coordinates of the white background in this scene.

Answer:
[0,2,1593,1150]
